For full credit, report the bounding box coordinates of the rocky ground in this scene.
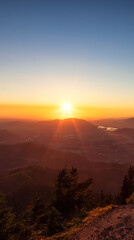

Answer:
[74,205,134,240]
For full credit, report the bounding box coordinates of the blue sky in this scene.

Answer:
[0,0,134,110]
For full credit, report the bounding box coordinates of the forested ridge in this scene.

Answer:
[0,166,134,240]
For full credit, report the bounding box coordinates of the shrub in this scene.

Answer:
[126,192,134,204]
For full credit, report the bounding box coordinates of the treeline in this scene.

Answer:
[120,165,134,204]
[0,166,134,240]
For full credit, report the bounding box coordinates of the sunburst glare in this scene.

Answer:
[60,102,72,113]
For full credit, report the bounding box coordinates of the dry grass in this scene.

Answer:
[45,205,118,240]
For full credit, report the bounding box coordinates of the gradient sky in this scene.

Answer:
[0,0,134,119]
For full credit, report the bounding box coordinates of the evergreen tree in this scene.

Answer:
[127,165,134,195]
[30,197,45,223]
[54,167,94,218]
[21,197,46,240]
[120,176,129,204]
[47,207,64,236]
[0,193,16,240]
[120,166,134,204]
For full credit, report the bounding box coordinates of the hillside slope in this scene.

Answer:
[0,142,89,172]
[74,205,134,240]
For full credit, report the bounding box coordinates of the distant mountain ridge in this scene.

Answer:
[93,117,134,129]
[116,128,134,135]
[0,118,134,166]
[0,130,21,144]
[0,163,129,212]
[0,142,89,172]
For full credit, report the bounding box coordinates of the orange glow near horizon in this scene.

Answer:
[0,103,134,120]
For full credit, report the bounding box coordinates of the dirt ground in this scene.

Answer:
[73,205,134,240]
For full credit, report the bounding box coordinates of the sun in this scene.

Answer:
[60,102,72,113]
